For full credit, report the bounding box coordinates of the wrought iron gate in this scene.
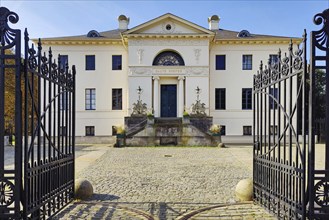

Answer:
[253,8,329,220]
[308,9,329,219]
[0,7,76,219]
[253,32,308,219]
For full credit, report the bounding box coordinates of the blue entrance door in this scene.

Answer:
[161,85,177,117]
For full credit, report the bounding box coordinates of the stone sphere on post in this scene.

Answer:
[235,178,253,201]
[75,179,94,200]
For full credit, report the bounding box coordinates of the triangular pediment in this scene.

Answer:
[123,13,214,36]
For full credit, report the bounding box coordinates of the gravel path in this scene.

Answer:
[55,146,276,219]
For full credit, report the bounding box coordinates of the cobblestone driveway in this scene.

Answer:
[55,146,276,219]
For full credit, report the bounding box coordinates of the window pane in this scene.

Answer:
[216,55,225,70]
[86,55,95,70]
[85,89,96,110]
[215,88,226,110]
[86,126,95,136]
[221,125,226,135]
[112,88,122,110]
[242,88,252,110]
[59,55,68,70]
[243,126,252,135]
[269,88,278,109]
[112,55,122,70]
[60,91,68,110]
[270,54,278,65]
[242,55,252,70]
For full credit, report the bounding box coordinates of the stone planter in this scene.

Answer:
[211,133,221,136]
[147,117,154,124]
[210,133,222,146]
[182,116,190,124]
[115,133,125,147]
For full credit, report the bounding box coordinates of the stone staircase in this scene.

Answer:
[124,116,221,146]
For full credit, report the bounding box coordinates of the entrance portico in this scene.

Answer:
[128,66,209,118]
[152,76,185,117]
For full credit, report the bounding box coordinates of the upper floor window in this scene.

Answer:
[153,51,185,66]
[112,55,122,70]
[269,88,278,109]
[269,54,279,65]
[242,55,252,70]
[215,88,226,110]
[85,88,96,110]
[242,88,252,110]
[59,55,68,70]
[216,55,226,70]
[112,88,122,110]
[86,55,95,70]
[60,91,68,110]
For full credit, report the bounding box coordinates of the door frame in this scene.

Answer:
[160,84,177,117]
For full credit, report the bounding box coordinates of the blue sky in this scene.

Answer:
[1,0,328,39]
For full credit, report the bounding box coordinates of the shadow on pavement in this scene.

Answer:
[54,200,276,220]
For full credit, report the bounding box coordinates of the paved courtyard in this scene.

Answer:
[55,145,276,219]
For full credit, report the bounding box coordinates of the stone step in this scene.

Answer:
[154,117,182,125]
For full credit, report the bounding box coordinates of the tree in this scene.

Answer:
[314,69,326,120]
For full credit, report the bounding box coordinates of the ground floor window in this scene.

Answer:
[243,126,252,135]
[59,126,67,136]
[85,88,96,110]
[215,88,226,110]
[242,88,252,110]
[220,125,226,135]
[112,88,122,110]
[270,125,278,135]
[112,126,117,136]
[86,126,95,136]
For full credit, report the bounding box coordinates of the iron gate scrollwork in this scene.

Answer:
[253,32,308,219]
[309,9,329,219]
[254,8,329,219]
[0,7,76,219]
[0,7,22,220]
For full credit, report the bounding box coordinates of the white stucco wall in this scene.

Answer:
[128,39,209,66]
[209,43,291,135]
[49,44,128,136]
[185,77,209,114]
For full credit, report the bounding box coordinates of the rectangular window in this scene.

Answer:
[85,89,96,110]
[112,88,122,110]
[59,55,68,70]
[270,125,278,135]
[60,91,68,110]
[215,88,226,110]
[112,55,122,70]
[59,126,67,136]
[112,126,117,136]
[242,55,252,70]
[243,126,252,136]
[86,55,95,70]
[269,88,278,109]
[220,125,226,136]
[269,54,278,65]
[85,126,95,136]
[242,88,252,110]
[215,55,226,70]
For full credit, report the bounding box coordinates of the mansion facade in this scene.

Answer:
[40,13,300,139]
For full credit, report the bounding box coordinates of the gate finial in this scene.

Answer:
[0,7,18,25]
[313,9,329,51]
[0,7,19,48]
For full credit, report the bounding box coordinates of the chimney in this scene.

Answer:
[208,15,220,30]
[118,15,129,30]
